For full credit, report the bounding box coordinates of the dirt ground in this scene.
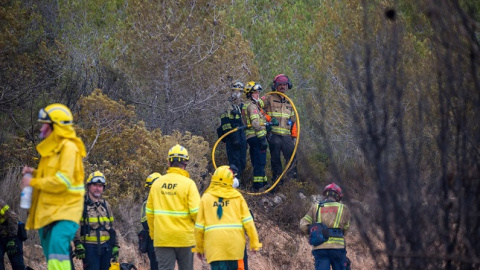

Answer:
[6,207,375,270]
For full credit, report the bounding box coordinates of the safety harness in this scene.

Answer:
[80,195,115,254]
[316,201,345,238]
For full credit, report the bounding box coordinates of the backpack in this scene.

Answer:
[308,202,330,246]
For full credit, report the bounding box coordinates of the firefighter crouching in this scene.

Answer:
[74,171,120,270]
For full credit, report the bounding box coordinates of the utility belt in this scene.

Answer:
[328,228,344,238]
[81,225,116,246]
[80,230,111,244]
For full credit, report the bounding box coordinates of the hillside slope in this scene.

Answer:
[14,204,375,270]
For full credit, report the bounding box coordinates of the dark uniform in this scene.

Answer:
[0,199,25,270]
[74,195,119,270]
[220,97,247,180]
[242,98,268,190]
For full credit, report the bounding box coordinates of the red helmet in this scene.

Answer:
[271,74,292,90]
[323,183,343,201]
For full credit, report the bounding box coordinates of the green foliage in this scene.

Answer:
[76,90,210,206]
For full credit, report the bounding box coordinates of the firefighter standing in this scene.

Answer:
[74,171,120,270]
[140,173,160,270]
[21,103,86,270]
[218,82,247,180]
[262,74,298,184]
[0,199,25,270]
[146,145,201,270]
[194,166,262,270]
[299,183,351,270]
[241,82,268,191]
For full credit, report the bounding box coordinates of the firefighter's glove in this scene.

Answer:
[74,241,86,259]
[259,136,268,151]
[265,123,272,133]
[112,245,119,262]
[6,239,17,256]
[270,117,279,126]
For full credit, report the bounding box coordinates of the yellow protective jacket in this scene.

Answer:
[0,199,19,238]
[241,99,267,140]
[146,167,200,247]
[193,183,262,263]
[26,131,86,230]
[261,93,295,136]
[299,201,351,249]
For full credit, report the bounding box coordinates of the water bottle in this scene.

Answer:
[20,173,33,209]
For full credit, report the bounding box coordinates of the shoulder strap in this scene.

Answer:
[315,202,324,223]
[101,199,113,227]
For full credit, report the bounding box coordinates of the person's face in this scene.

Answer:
[251,91,260,100]
[39,123,53,140]
[276,83,288,93]
[88,183,104,200]
[231,89,243,99]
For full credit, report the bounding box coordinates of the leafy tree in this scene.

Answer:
[76,89,210,205]
[118,0,258,135]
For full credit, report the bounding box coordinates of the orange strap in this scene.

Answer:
[291,122,298,138]
[259,107,271,122]
[237,259,245,270]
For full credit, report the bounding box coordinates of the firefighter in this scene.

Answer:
[0,199,25,270]
[242,82,268,191]
[194,166,262,270]
[299,183,351,270]
[262,74,298,185]
[218,82,247,181]
[21,103,86,270]
[74,171,120,270]
[140,173,160,270]
[146,145,201,270]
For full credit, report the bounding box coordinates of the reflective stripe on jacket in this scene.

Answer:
[299,201,351,249]
[221,102,243,132]
[0,199,19,237]
[194,193,262,263]
[242,100,267,139]
[26,139,85,230]
[262,94,295,136]
[146,167,201,247]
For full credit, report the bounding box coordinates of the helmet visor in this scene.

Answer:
[38,108,52,123]
[252,84,263,92]
[89,176,106,185]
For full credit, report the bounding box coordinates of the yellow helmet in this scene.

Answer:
[145,172,162,187]
[38,103,74,126]
[86,171,106,186]
[167,144,189,163]
[211,165,234,186]
[244,81,263,95]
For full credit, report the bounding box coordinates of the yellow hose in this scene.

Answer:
[211,91,300,196]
